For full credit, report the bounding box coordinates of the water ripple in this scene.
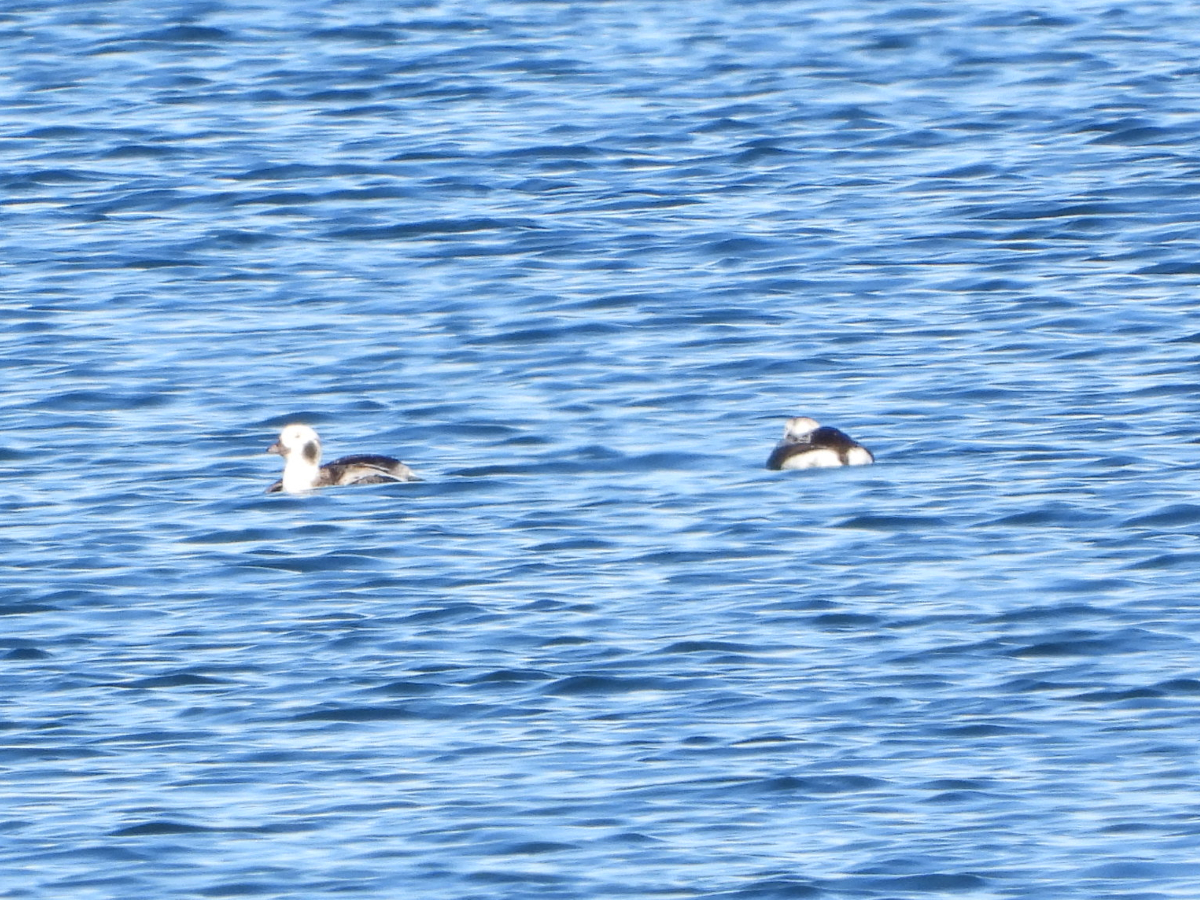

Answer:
[5,1,1200,898]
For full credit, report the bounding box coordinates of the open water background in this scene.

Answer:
[4,1,1200,897]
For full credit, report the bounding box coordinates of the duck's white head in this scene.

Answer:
[268,425,323,493]
[782,416,820,442]
[268,424,322,464]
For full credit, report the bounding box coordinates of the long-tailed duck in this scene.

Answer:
[266,424,418,494]
[766,416,874,470]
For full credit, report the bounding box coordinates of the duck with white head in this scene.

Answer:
[266,424,418,494]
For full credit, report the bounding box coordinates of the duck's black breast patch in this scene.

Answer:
[766,443,806,470]
[303,440,320,464]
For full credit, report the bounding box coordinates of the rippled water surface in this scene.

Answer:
[5,1,1200,898]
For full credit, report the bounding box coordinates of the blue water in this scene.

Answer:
[5,1,1200,897]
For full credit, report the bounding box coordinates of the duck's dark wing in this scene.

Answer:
[320,454,418,486]
[809,425,855,449]
[811,427,874,463]
[816,427,878,464]
[266,479,283,493]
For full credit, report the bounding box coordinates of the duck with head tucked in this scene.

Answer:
[766,416,874,470]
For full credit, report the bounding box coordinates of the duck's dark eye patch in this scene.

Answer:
[303,441,319,464]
